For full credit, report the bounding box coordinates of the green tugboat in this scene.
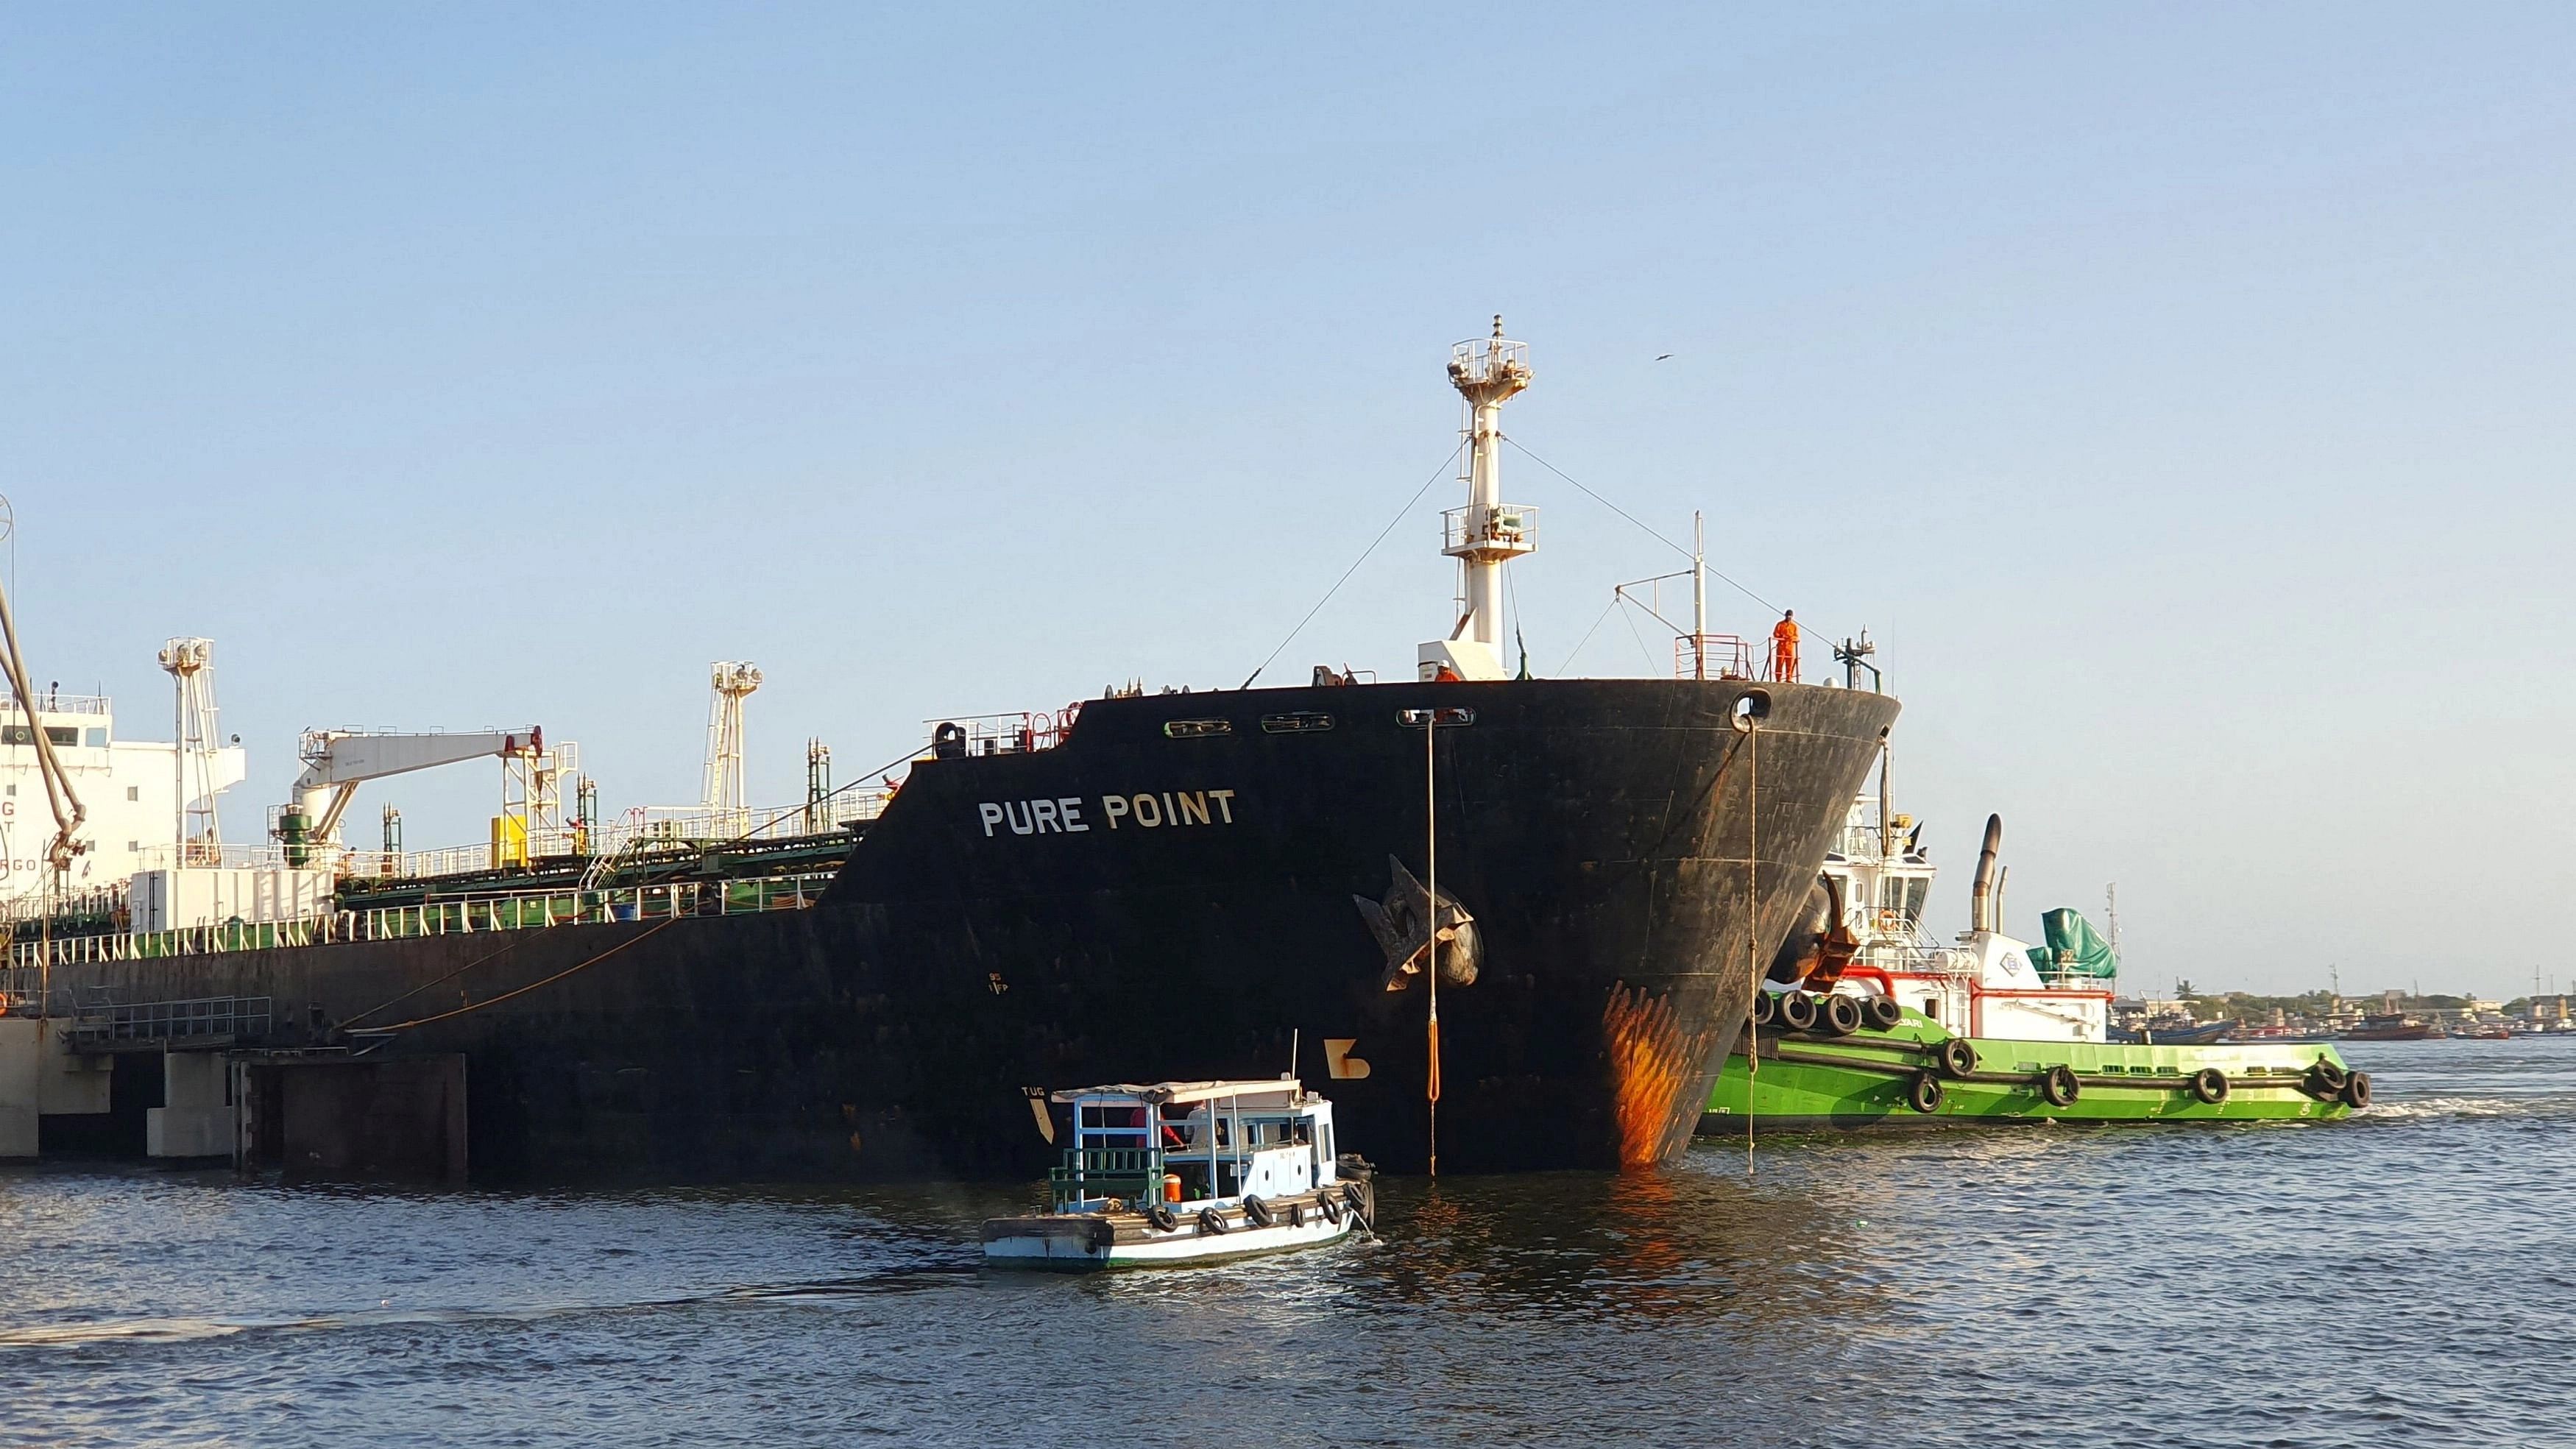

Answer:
[1703,805,2367,1133]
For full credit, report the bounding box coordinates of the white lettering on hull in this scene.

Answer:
[977,789,1236,837]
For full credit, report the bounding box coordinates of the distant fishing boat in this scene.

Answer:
[982,1079,1376,1269]
[2342,1013,2436,1042]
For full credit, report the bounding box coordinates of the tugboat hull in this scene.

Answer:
[1702,1013,2363,1131]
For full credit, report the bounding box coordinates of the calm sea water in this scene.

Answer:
[1,1038,2569,1448]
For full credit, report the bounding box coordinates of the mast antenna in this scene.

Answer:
[1420,317,1534,683]
[701,661,762,829]
[159,637,222,864]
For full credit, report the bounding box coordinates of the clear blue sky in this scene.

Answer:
[6,4,2569,999]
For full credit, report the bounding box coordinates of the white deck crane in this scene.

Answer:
[280,726,544,862]
[0,506,85,888]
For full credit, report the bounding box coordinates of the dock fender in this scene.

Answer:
[1908,1071,1945,1114]
[1751,991,1779,1028]
[2188,1067,2229,1105]
[2038,1064,2080,1108]
[2338,1072,2371,1110]
[1147,1203,1178,1233]
[1777,991,1819,1032]
[1197,1207,1230,1235]
[1318,1192,1343,1225]
[1243,1194,1275,1227]
[2305,1058,2349,1097]
[1819,993,1863,1038]
[1340,1181,1371,1229]
[1862,996,1904,1032]
[1937,1038,1978,1079]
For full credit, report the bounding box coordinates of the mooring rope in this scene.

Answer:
[1745,711,1760,1177]
[365,916,683,1032]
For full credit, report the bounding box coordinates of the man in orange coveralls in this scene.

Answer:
[1771,609,1800,683]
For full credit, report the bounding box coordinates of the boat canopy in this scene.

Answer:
[1050,1078,1301,1107]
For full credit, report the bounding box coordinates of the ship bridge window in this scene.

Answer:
[85,729,106,748]
[1,726,77,747]
[1163,719,1233,739]
[1259,712,1334,734]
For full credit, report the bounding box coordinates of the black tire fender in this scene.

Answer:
[2189,1067,2229,1105]
[1146,1202,1178,1233]
[1318,1192,1343,1225]
[2038,1063,2080,1108]
[1863,995,1905,1032]
[1776,991,1819,1032]
[2338,1071,2371,1110]
[1243,1195,1274,1228]
[1820,994,1864,1038]
[1908,1070,1945,1114]
[1938,1038,1978,1079]
[2309,1057,2349,1092]
[1750,991,1779,1028]
[1197,1207,1228,1235]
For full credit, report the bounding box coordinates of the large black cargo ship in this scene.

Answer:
[27,327,1898,1180]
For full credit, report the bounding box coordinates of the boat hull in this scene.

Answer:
[52,677,1897,1181]
[982,1196,1362,1270]
[1701,1015,2359,1130]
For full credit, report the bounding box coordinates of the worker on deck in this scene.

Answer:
[1771,609,1800,684]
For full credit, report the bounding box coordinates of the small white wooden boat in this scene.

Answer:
[982,1078,1376,1269]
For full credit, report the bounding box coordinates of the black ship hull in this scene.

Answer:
[61,677,1896,1180]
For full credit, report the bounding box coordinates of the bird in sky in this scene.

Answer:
[1655,353,1674,361]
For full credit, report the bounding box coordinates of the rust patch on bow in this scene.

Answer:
[1602,982,1720,1169]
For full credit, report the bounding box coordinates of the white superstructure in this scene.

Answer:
[0,687,246,913]
[1800,796,2112,1044]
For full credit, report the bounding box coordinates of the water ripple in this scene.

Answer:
[0,1038,2567,1447]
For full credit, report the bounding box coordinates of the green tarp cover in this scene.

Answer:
[2027,907,2119,979]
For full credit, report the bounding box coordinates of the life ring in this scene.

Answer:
[1146,1202,1178,1233]
[1862,996,1904,1032]
[1908,1070,1945,1114]
[2038,1063,2080,1108]
[2338,1071,2371,1110]
[1937,1038,1978,1079]
[1197,1207,1229,1235]
[1243,1194,1275,1227]
[1750,992,1779,1028]
[2188,1067,2229,1105]
[1819,994,1863,1038]
[1776,991,1819,1032]
[1317,1193,1343,1225]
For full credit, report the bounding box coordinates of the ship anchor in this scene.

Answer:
[1354,855,1481,993]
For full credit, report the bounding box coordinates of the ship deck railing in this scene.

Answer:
[3,871,841,972]
[131,791,891,879]
[60,993,273,1050]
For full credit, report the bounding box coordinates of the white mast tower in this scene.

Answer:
[1420,317,1537,682]
[158,637,222,865]
[701,660,762,829]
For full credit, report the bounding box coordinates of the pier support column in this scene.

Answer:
[146,1050,230,1159]
[0,1018,38,1159]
